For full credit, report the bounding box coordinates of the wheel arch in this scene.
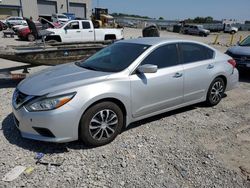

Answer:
[45,35,62,42]
[104,34,116,40]
[205,74,228,96]
[78,97,128,139]
[215,75,227,88]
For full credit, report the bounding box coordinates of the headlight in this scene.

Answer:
[25,92,76,112]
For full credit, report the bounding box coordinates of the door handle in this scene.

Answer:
[173,72,183,78]
[89,30,93,33]
[76,31,81,33]
[207,64,214,69]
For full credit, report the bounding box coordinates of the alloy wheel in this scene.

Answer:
[210,80,224,103]
[89,109,118,141]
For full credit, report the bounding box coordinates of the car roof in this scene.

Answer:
[118,37,205,46]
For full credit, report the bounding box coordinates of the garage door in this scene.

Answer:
[69,3,86,18]
[37,0,57,16]
[0,6,20,16]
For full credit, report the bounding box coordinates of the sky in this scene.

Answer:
[92,0,250,21]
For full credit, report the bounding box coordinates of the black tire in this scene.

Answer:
[80,101,124,147]
[27,34,35,42]
[206,77,225,106]
[230,30,236,34]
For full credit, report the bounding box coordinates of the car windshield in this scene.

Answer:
[58,15,67,19]
[239,36,250,46]
[76,43,150,72]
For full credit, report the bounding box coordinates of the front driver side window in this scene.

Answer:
[65,21,79,30]
[141,44,179,69]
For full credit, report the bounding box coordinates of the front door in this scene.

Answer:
[81,21,95,41]
[63,21,82,42]
[130,44,184,118]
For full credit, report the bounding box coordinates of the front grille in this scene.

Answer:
[15,90,28,105]
[13,89,34,109]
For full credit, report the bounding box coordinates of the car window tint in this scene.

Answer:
[141,44,179,69]
[82,21,91,29]
[180,43,214,63]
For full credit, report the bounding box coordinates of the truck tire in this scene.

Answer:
[230,30,236,34]
[27,34,35,42]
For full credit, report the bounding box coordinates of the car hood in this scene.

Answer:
[17,63,110,96]
[227,45,250,56]
[201,28,210,33]
[58,18,69,22]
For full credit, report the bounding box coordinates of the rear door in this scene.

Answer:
[81,21,95,41]
[179,43,215,103]
[130,43,184,118]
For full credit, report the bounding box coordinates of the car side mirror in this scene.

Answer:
[137,64,158,73]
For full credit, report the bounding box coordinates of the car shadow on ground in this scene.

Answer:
[0,80,20,88]
[2,105,198,153]
[125,105,197,132]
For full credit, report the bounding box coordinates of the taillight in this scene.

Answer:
[228,59,236,68]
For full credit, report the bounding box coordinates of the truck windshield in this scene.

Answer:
[239,36,250,46]
[76,43,150,72]
[58,15,67,19]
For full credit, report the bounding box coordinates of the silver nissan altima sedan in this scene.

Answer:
[12,38,239,146]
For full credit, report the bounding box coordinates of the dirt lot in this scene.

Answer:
[0,29,250,187]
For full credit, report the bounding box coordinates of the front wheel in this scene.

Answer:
[27,34,35,42]
[80,102,124,147]
[206,77,225,106]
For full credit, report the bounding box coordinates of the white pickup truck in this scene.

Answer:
[45,20,124,43]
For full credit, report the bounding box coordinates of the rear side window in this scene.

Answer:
[141,44,179,69]
[179,43,214,64]
[82,21,91,29]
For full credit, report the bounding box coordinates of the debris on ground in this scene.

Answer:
[2,166,26,182]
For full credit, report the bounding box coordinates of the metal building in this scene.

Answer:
[0,0,91,20]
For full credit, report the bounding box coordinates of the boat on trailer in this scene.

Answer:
[0,40,112,66]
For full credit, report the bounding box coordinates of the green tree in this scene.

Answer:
[159,17,164,20]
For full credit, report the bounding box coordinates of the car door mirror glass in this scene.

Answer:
[137,64,158,73]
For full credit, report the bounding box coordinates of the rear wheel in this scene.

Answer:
[206,77,225,106]
[80,101,124,147]
[27,34,35,42]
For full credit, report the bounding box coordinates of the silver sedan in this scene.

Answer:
[12,38,239,146]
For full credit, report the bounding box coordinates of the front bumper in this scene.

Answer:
[12,103,80,143]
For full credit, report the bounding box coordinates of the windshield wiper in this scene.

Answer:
[79,64,99,71]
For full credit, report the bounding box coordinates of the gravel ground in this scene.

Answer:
[0,29,250,187]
